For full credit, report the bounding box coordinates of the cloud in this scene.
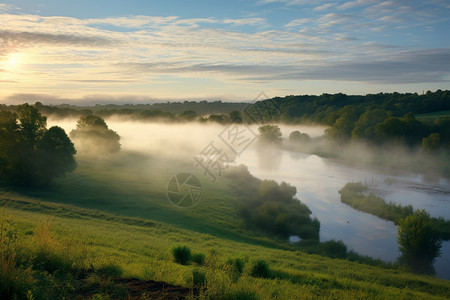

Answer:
[314,3,337,11]
[0,4,17,12]
[285,18,313,27]
[240,48,450,84]
[338,0,377,10]
[223,18,267,27]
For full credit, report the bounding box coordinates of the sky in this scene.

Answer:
[1,0,449,104]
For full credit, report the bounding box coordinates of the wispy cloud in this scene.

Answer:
[0,0,449,101]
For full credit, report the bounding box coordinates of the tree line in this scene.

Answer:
[0,105,120,186]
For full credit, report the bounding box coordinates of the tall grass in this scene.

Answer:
[1,191,450,299]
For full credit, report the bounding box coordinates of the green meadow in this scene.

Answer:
[1,152,450,299]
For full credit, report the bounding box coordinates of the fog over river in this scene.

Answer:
[51,119,450,279]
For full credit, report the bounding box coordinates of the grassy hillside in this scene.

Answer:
[1,152,450,299]
[2,195,450,299]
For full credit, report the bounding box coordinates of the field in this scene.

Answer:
[415,110,450,121]
[1,152,450,299]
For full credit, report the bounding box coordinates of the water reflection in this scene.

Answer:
[237,144,450,279]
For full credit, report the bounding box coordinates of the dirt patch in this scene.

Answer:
[114,278,199,299]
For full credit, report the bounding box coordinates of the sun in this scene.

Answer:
[4,53,22,69]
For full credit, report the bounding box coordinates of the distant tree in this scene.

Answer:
[208,114,227,124]
[229,111,243,123]
[289,131,310,143]
[70,115,121,153]
[178,110,198,121]
[258,125,282,144]
[351,109,388,141]
[0,104,76,186]
[398,209,442,274]
[422,133,440,151]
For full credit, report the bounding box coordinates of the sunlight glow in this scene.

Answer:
[4,53,22,70]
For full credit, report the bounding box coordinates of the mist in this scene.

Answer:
[45,117,450,279]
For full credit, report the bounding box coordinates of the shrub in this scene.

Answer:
[321,240,347,259]
[192,253,206,266]
[172,245,192,265]
[250,259,269,278]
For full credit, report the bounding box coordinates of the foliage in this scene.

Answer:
[0,104,76,186]
[422,133,441,151]
[70,115,121,153]
[2,197,450,299]
[398,210,442,275]
[250,259,269,278]
[289,130,310,143]
[339,182,413,224]
[172,245,192,265]
[339,182,450,241]
[223,258,245,282]
[228,166,320,240]
[192,253,206,265]
[258,125,282,144]
[190,268,207,287]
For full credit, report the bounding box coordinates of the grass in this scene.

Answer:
[415,110,450,121]
[1,152,450,298]
[1,195,450,299]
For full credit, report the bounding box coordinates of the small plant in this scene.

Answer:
[224,258,245,282]
[190,268,207,287]
[192,253,206,265]
[172,245,192,265]
[250,259,269,278]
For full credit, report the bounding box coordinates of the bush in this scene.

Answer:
[321,240,348,259]
[192,253,206,265]
[250,259,269,278]
[172,245,192,265]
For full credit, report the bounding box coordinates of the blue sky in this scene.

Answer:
[1,0,449,104]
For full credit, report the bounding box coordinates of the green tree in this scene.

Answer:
[37,126,77,184]
[397,209,442,274]
[178,110,197,121]
[0,104,76,186]
[258,125,282,144]
[422,133,440,151]
[229,111,243,123]
[289,131,310,143]
[70,115,121,153]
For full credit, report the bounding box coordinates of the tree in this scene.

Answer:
[258,125,282,144]
[397,209,442,274]
[178,110,197,121]
[229,111,243,123]
[289,131,310,143]
[37,126,77,184]
[70,115,121,153]
[0,104,76,186]
[422,133,440,151]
